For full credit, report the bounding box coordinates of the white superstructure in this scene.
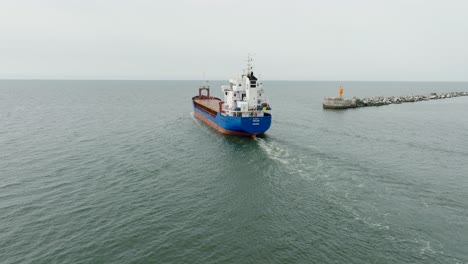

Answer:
[221,57,271,117]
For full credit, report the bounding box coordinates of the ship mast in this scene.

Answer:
[202,72,209,88]
[246,54,253,75]
[243,54,254,76]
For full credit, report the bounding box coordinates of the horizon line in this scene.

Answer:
[1,78,468,83]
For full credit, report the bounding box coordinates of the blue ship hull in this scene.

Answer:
[193,103,271,136]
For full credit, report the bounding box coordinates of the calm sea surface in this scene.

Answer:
[1,80,467,263]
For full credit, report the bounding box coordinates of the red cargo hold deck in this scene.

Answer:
[193,98,221,113]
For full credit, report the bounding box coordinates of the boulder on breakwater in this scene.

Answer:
[323,91,468,109]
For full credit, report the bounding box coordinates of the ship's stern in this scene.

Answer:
[240,113,272,135]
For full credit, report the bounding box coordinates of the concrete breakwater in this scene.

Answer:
[323,91,468,109]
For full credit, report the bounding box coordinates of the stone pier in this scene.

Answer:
[322,91,468,109]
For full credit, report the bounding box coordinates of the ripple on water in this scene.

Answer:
[1,81,468,263]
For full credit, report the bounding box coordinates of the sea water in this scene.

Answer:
[1,80,467,263]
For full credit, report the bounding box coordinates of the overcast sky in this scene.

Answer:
[1,0,467,81]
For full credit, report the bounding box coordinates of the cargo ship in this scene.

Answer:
[192,59,272,138]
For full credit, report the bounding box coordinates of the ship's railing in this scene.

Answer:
[221,109,268,117]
